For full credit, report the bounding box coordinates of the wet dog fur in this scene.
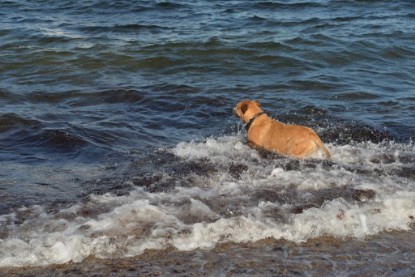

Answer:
[234,100,331,159]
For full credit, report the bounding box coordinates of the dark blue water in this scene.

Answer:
[1,0,415,274]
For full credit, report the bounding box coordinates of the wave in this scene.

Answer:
[0,134,414,267]
[0,113,41,132]
[0,113,87,158]
[78,24,167,34]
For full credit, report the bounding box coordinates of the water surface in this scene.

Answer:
[1,0,415,275]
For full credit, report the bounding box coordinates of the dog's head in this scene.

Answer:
[233,100,264,123]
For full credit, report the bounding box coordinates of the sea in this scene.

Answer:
[1,0,415,276]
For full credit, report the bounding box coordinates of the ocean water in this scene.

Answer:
[1,0,415,275]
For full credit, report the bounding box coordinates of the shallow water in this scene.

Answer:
[4,232,415,276]
[1,0,415,275]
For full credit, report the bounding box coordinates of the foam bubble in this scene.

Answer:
[172,134,254,162]
[1,136,414,267]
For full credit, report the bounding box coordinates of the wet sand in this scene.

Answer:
[2,231,414,277]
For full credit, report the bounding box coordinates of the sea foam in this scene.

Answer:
[0,135,414,267]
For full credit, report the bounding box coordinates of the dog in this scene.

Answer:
[234,100,331,159]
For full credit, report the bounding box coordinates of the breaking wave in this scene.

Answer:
[1,134,414,267]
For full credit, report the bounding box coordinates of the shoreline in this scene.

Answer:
[2,231,415,276]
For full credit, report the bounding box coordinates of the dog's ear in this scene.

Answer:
[254,100,261,107]
[241,103,248,114]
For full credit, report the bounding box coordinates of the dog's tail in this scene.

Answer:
[312,136,331,159]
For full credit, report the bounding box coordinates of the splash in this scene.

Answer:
[0,135,414,267]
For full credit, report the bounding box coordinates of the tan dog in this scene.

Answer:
[234,100,331,159]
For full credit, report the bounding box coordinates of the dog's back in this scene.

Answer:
[254,119,330,158]
[234,100,331,159]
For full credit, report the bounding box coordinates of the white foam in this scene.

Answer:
[1,135,414,268]
[172,134,255,162]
